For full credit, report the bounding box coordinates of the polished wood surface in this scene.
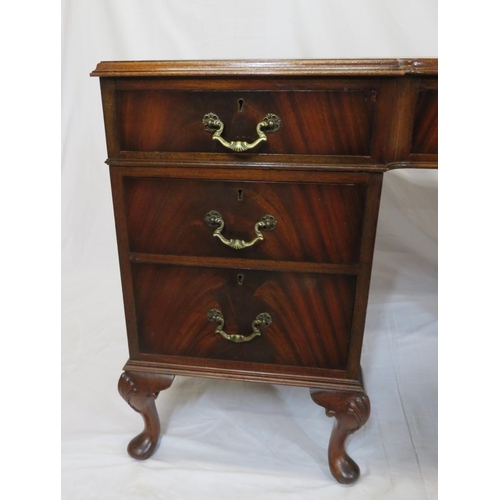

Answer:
[118,371,175,460]
[91,58,438,77]
[98,69,438,168]
[92,59,438,483]
[411,89,438,154]
[109,167,382,387]
[123,176,367,264]
[117,89,377,155]
[310,388,370,484]
[132,264,356,368]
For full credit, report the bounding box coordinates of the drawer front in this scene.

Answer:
[123,177,366,264]
[132,264,356,370]
[411,89,438,155]
[116,90,377,155]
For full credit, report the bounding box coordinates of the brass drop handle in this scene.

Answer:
[205,211,277,250]
[207,308,272,343]
[202,112,281,152]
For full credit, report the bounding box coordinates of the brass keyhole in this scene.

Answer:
[237,189,243,201]
[238,98,244,112]
[237,274,244,285]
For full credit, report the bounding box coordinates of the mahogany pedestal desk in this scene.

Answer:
[91,59,437,484]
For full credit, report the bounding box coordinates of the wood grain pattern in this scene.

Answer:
[92,59,438,482]
[124,357,351,389]
[108,154,386,172]
[129,253,361,275]
[123,177,367,264]
[114,77,381,92]
[117,90,377,155]
[371,78,420,163]
[131,264,356,370]
[411,90,438,154]
[90,58,437,77]
[109,169,140,355]
[114,165,372,182]
[346,173,383,378]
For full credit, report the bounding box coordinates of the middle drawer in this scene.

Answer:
[123,177,367,264]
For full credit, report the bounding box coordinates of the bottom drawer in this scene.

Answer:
[131,264,356,370]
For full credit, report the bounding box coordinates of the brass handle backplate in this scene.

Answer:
[207,308,272,343]
[205,211,277,250]
[202,112,281,152]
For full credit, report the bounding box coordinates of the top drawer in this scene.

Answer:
[94,60,438,167]
[115,89,377,156]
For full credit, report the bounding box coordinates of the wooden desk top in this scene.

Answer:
[91,58,438,77]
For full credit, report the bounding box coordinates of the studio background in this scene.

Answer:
[62,2,438,499]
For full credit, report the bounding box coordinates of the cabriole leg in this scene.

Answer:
[118,370,175,460]
[310,389,370,484]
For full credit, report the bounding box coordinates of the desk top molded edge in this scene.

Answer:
[90,58,437,77]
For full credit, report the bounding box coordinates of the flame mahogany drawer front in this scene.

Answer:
[116,88,377,155]
[123,176,367,264]
[91,59,437,484]
[132,264,356,369]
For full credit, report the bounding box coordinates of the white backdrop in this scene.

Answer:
[62,2,437,499]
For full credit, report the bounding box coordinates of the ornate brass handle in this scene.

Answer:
[207,308,272,343]
[205,211,277,250]
[202,112,281,152]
